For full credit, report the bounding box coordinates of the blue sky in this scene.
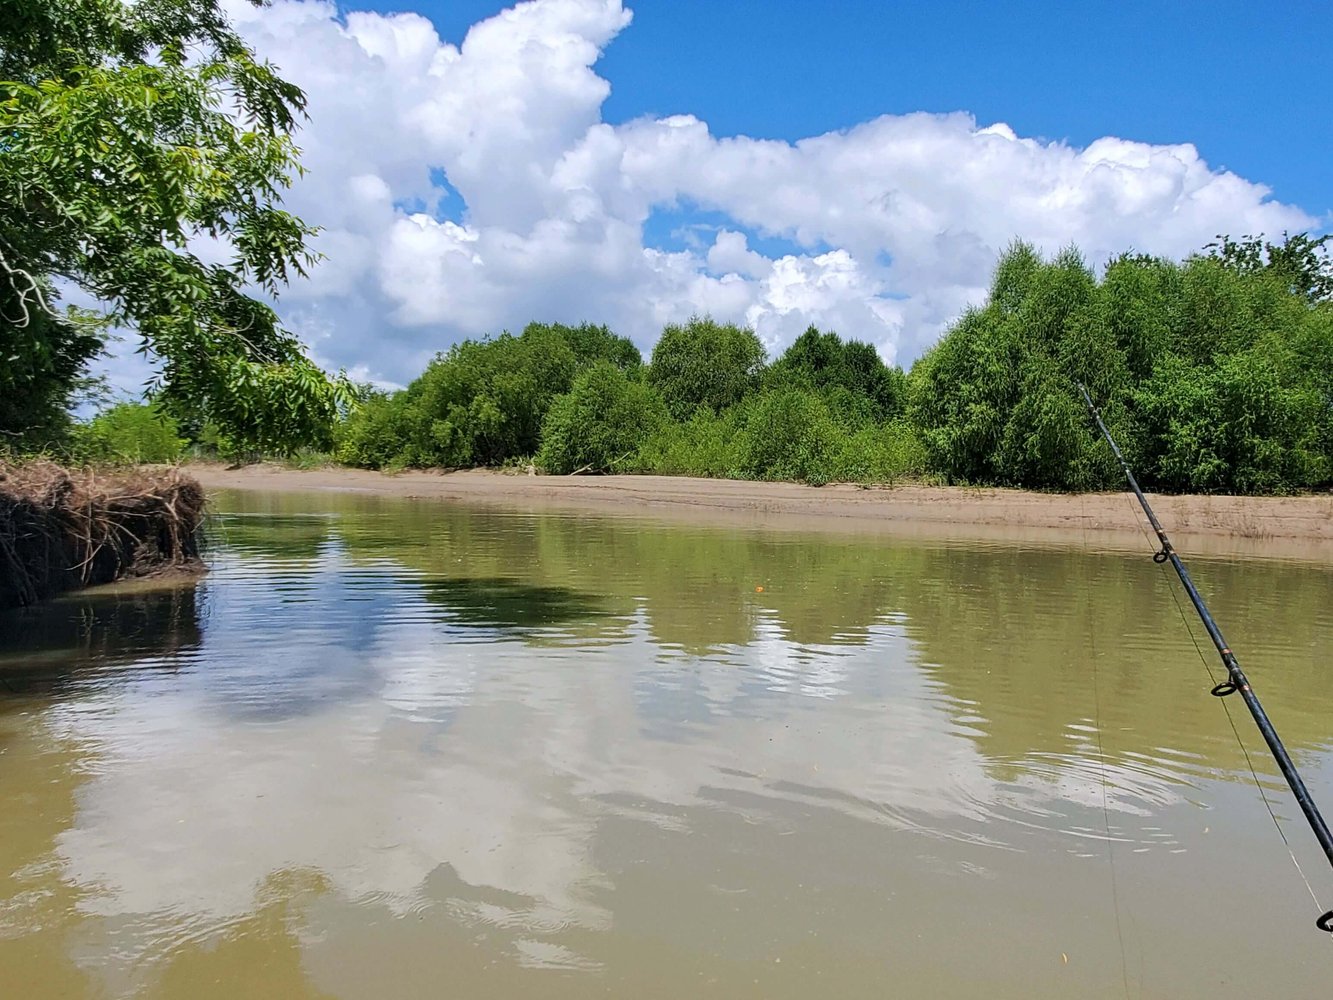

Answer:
[345,0,1329,220]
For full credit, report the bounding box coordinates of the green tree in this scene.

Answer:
[0,288,101,450]
[404,329,577,467]
[911,239,1333,494]
[538,362,668,474]
[909,306,1023,485]
[1099,253,1179,382]
[1206,232,1333,304]
[647,317,766,419]
[1289,307,1333,463]
[766,325,907,422]
[338,322,640,469]
[0,0,345,451]
[1134,351,1327,493]
[538,321,642,371]
[910,244,1128,490]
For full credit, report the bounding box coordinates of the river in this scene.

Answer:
[2,489,1331,997]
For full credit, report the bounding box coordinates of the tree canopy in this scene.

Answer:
[0,0,344,450]
[647,317,766,420]
[338,322,643,469]
[1205,232,1333,305]
[911,237,1333,493]
[765,325,907,424]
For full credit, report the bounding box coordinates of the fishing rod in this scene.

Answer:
[1077,384,1333,935]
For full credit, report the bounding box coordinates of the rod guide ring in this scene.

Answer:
[1211,681,1239,698]
[1318,910,1333,934]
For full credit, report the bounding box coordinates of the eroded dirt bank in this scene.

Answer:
[1,463,205,609]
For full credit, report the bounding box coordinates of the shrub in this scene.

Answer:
[648,316,765,419]
[734,389,841,485]
[71,402,186,464]
[829,421,929,484]
[538,363,669,474]
[632,409,742,478]
[337,391,417,469]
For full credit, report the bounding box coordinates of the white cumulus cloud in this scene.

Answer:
[196,0,1313,386]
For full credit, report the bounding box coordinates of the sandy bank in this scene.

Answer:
[189,464,1333,562]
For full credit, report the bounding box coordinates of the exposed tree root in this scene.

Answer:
[0,461,205,609]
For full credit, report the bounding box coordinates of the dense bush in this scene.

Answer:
[335,391,416,469]
[910,237,1333,493]
[828,421,930,484]
[1290,308,1333,462]
[766,326,908,422]
[732,389,841,485]
[1133,351,1327,493]
[628,402,925,486]
[538,363,669,474]
[631,409,743,479]
[71,402,186,464]
[339,322,641,469]
[647,317,766,419]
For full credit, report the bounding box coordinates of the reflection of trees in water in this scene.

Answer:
[894,546,1333,773]
[0,583,203,694]
[217,490,899,650]
[419,577,615,634]
[215,488,1333,769]
[354,503,1333,769]
[208,510,340,561]
[327,503,907,652]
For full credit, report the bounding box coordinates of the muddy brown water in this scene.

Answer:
[2,489,1332,998]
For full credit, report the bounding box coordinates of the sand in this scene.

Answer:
[186,464,1333,562]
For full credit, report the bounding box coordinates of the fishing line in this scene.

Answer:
[1080,493,1135,998]
[1111,442,1329,924]
[1079,383,1333,935]
[1150,527,1329,929]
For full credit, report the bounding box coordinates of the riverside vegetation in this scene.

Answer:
[10,233,1333,496]
[68,233,1333,496]
[325,232,1323,495]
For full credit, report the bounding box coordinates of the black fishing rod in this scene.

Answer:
[1077,384,1333,934]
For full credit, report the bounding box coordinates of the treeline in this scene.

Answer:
[336,318,924,486]
[56,233,1333,495]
